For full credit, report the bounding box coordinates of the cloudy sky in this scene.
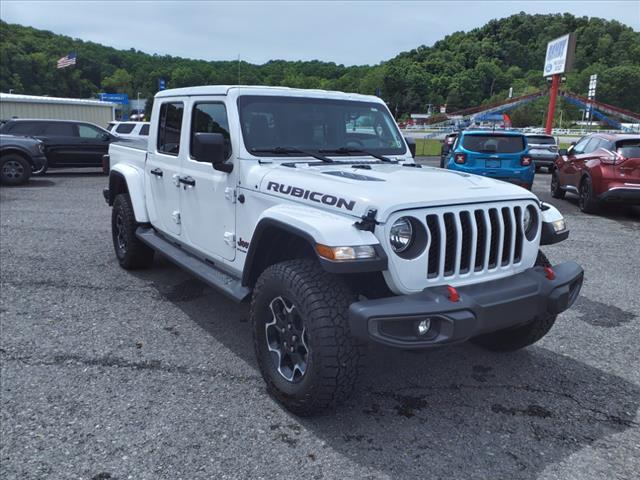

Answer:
[1,1,638,65]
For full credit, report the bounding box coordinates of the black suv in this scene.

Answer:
[0,119,117,172]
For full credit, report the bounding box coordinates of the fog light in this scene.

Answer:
[417,319,431,336]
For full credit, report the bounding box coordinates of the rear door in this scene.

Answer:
[145,101,185,238]
[180,100,236,261]
[38,122,82,167]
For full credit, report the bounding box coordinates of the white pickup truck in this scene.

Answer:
[103,86,583,415]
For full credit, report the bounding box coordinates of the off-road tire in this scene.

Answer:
[111,194,154,269]
[579,175,599,214]
[550,170,565,199]
[251,259,361,416]
[471,251,557,352]
[0,154,31,186]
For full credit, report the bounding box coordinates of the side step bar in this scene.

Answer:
[136,227,251,302]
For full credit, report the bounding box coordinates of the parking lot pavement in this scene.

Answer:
[1,167,639,480]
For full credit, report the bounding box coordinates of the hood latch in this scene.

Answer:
[354,209,379,232]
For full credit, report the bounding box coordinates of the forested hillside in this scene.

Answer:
[1,12,638,121]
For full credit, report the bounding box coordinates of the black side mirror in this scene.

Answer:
[193,132,231,173]
[101,133,111,141]
[404,136,416,158]
[558,148,568,156]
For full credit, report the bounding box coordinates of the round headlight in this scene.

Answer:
[390,217,414,253]
[523,205,537,240]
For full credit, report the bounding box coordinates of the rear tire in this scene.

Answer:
[251,259,361,416]
[111,194,155,269]
[550,170,565,199]
[471,251,557,352]
[0,154,31,186]
[579,176,599,214]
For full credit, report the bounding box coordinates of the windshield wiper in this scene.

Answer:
[319,147,395,163]
[251,147,334,163]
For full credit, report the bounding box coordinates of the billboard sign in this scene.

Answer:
[543,33,576,77]
[99,93,129,105]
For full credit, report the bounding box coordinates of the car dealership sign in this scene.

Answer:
[543,33,576,77]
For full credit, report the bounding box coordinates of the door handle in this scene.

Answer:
[150,168,163,178]
[178,176,196,187]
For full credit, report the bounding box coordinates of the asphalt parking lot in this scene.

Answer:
[1,160,639,480]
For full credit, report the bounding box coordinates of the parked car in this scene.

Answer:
[0,134,48,185]
[0,119,117,173]
[525,133,558,172]
[445,130,534,189]
[103,85,582,415]
[440,132,458,168]
[551,133,640,213]
[107,121,150,140]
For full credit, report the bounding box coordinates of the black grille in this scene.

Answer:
[423,204,525,279]
[426,215,440,278]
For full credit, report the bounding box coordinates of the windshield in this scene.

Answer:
[238,96,406,157]
[527,136,556,145]
[462,134,525,153]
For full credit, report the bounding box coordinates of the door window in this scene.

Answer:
[115,123,136,134]
[190,102,232,160]
[571,137,591,154]
[78,124,104,139]
[139,124,150,136]
[6,122,40,135]
[583,137,603,154]
[42,123,76,136]
[157,102,184,155]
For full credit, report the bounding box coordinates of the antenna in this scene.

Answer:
[237,54,241,85]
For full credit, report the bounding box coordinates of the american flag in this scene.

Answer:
[56,52,77,69]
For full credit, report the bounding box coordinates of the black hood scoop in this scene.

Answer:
[323,170,385,181]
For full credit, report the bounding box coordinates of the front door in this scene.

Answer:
[145,101,185,238]
[179,100,236,262]
[77,123,111,166]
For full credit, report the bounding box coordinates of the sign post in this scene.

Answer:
[543,33,576,134]
[587,74,597,132]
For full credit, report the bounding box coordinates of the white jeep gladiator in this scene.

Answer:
[104,86,583,415]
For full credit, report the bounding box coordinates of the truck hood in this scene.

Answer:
[257,161,538,221]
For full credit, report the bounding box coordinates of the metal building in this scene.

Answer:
[0,93,115,128]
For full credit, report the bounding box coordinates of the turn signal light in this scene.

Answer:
[315,244,376,261]
[521,155,532,166]
[454,153,467,164]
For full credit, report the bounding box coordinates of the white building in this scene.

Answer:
[0,93,116,128]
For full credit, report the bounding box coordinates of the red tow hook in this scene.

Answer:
[446,285,460,302]
[544,266,555,280]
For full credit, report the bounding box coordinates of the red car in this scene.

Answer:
[551,133,640,213]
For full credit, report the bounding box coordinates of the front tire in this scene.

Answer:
[0,154,31,186]
[471,251,557,352]
[550,170,565,199]
[251,259,361,416]
[111,194,155,269]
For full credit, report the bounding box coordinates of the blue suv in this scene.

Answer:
[445,130,534,190]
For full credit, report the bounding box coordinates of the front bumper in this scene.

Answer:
[348,262,583,348]
[31,154,47,171]
[598,187,640,204]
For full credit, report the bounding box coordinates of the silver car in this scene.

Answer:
[525,134,558,172]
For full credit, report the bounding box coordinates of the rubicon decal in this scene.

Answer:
[266,182,356,211]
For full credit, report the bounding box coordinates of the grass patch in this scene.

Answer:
[414,138,442,156]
